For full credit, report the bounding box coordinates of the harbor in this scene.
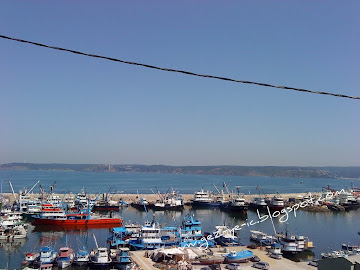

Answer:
[1,171,360,269]
[130,246,315,270]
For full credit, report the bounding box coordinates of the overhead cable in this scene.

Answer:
[1,34,359,100]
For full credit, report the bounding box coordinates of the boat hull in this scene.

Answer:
[199,257,224,265]
[93,205,120,211]
[32,218,122,228]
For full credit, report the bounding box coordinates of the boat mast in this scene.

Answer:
[25,180,40,195]
[9,181,17,202]
[92,233,99,249]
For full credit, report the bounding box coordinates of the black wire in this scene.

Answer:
[1,34,359,100]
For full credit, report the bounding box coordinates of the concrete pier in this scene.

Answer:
[129,246,315,270]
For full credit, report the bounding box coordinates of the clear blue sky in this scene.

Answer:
[1,1,359,166]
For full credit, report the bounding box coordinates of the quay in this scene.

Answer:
[1,192,321,204]
[130,246,315,270]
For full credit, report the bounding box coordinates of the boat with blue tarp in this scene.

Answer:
[225,250,253,263]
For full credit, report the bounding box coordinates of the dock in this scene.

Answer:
[129,246,315,270]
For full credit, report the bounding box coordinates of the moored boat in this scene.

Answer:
[56,247,75,269]
[74,249,90,266]
[266,194,285,211]
[91,247,112,267]
[39,246,57,265]
[32,208,122,228]
[113,247,131,269]
[250,230,268,242]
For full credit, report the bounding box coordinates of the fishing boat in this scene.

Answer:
[342,243,360,252]
[91,247,112,267]
[39,246,57,265]
[250,230,268,242]
[129,220,166,250]
[0,225,27,240]
[74,249,90,266]
[268,243,282,259]
[93,188,120,211]
[277,233,302,254]
[22,252,40,266]
[32,204,122,228]
[249,197,267,210]
[179,214,215,248]
[229,196,248,213]
[0,210,25,229]
[131,198,151,210]
[90,233,112,267]
[225,250,253,263]
[56,247,75,268]
[113,247,131,269]
[266,195,285,211]
[213,225,239,246]
[191,189,213,206]
[40,264,53,270]
[152,189,184,210]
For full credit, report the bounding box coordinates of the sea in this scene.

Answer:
[1,170,360,268]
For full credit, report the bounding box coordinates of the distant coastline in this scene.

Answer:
[1,163,360,179]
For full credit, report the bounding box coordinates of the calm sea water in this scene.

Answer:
[1,169,359,194]
[1,170,360,268]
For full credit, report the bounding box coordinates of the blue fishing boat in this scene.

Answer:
[74,249,90,266]
[39,246,57,265]
[179,215,215,248]
[225,250,253,263]
[108,227,133,248]
[113,247,131,269]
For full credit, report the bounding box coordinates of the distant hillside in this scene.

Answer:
[1,163,360,179]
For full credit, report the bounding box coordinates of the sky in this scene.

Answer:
[0,1,359,166]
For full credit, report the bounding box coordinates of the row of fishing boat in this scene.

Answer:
[0,208,28,241]
[22,241,131,269]
[1,181,123,229]
[320,242,360,259]
[249,229,314,256]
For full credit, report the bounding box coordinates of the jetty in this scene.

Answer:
[129,246,315,270]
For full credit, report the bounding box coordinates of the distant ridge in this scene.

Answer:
[1,163,360,179]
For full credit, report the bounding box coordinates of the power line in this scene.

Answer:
[1,34,359,100]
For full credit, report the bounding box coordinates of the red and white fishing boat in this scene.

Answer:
[32,203,122,228]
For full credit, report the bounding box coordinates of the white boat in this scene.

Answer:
[266,195,285,211]
[39,246,57,265]
[250,230,268,242]
[56,247,75,268]
[91,247,112,266]
[0,210,24,229]
[0,224,27,240]
[91,233,112,266]
[40,264,53,270]
[192,189,213,206]
[250,197,267,210]
[22,252,40,265]
[278,233,302,254]
[268,243,282,259]
[74,249,90,266]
